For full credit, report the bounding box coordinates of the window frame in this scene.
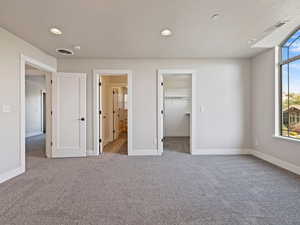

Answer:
[278,26,300,141]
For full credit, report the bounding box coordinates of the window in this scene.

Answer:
[280,28,300,139]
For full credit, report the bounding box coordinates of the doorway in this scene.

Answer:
[25,64,47,158]
[101,75,128,154]
[20,55,56,171]
[93,70,133,156]
[157,70,196,155]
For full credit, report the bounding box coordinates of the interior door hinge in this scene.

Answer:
[51,110,53,116]
[99,82,101,86]
[51,141,53,146]
[161,110,163,114]
[99,110,102,115]
[99,139,102,143]
[51,80,53,84]
[161,138,164,142]
[161,82,163,86]
[113,130,116,133]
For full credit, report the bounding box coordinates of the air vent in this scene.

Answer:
[56,48,74,55]
[263,20,289,35]
[275,21,288,28]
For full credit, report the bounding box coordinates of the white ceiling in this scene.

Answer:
[1,0,300,58]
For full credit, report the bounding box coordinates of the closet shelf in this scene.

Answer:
[164,96,191,99]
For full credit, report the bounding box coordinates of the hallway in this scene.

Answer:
[26,134,46,158]
[103,133,127,155]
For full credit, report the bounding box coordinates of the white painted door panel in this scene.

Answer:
[113,88,119,140]
[157,74,164,154]
[52,73,86,158]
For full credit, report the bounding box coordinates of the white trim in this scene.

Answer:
[157,69,196,155]
[93,70,133,156]
[192,148,252,155]
[20,54,56,179]
[0,166,25,184]
[251,150,300,175]
[87,149,98,156]
[26,131,43,138]
[274,46,281,136]
[272,135,300,143]
[129,149,162,156]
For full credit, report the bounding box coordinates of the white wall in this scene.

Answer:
[0,27,56,180]
[164,75,191,137]
[25,75,46,137]
[58,58,252,152]
[251,48,300,167]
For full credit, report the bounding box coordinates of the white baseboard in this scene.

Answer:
[191,148,252,155]
[129,149,161,156]
[251,150,300,175]
[0,166,25,184]
[26,131,43,138]
[87,149,98,156]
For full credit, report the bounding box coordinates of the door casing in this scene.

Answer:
[93,70,133,156]
[20,54,56,172]
[157,69,197,155]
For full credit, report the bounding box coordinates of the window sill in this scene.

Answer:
[272,135,300,144]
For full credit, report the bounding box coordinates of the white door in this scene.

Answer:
[52,72,87,158]
[113,88,119,140]
[157,74,164,154]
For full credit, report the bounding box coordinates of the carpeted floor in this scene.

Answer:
[1,138,300,225]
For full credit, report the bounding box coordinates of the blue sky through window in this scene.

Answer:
[282,60,300,94]
[282,29,300,61]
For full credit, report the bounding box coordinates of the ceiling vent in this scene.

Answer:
[275,21,288,28]
[264,20,289,33]
[56,48,74,55]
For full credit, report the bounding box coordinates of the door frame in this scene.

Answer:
[20,54,56,170]
[41,90,46,134]
[157,69,197,154]
[93,70,133,156]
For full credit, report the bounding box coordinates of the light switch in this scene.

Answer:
[2,105,11,113]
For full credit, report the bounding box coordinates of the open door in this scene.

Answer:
[51,72,87,158]
[157,74,164,154]
[113,88,120,140]
[99,76,103,154]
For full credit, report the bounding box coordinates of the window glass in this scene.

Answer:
[281,59,300,139]
[282,29,300,61]
[281,64,289,136]
[288,60,300,138]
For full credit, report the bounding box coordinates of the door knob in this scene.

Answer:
[80,117,85,121]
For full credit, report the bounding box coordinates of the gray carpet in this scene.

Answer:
[1,138,300,225]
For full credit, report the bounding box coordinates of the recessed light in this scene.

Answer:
[50,27,62,35]
[160,29,172,37]
[211,13,220,20]
[73,45,81,50]
[56,48,74,55]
